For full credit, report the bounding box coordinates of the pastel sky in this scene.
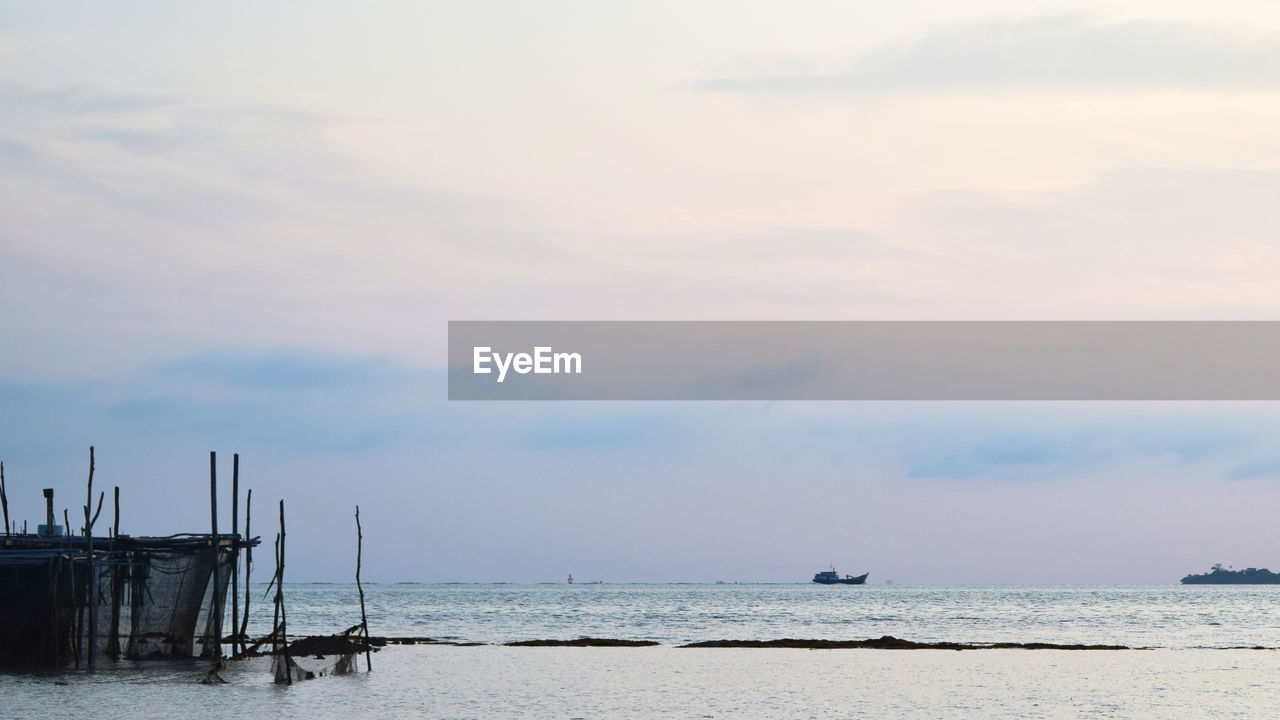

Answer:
[3,1,1280,582]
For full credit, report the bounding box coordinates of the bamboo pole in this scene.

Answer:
[355,506,371,671]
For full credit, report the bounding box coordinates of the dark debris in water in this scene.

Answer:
[284,634,378,656]
[379,637,485,646]
[680,635,1129,650]
[505,638,661,647]
[251,636,1280,652]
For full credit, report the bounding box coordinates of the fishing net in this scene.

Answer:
[0,535,244,668]
[0,552,76,667]
[271,652,311,683]
[261,626,366,682]
[123,546,234,659]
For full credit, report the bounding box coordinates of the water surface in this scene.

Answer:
[7,583,1280,719]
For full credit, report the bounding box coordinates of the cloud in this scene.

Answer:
[0,80,550,377]
[900,166,1280,315]
[0,351,441,457]
[1226,456,1280,479]
[0,82,341,233]
[698,16,1280,94]
[0,83,183,114]
[902,415,1264,480]
[152,351,417,392]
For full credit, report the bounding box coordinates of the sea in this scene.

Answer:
[6,583,1280,718]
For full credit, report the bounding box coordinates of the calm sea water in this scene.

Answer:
[282,582,1280,648]
[7,584,1280,719]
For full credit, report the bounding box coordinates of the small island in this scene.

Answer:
[1180,563,1280,584]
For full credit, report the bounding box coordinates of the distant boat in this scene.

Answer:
[568,574,574,584]
[813,568,869,585]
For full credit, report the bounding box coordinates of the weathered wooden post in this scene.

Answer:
[231,453,239,654]
[270,533,281,658]
[209,451,221,659]
[279,499,289,684]
[1,461,8,537]
[240,489,252,647]
[85,446,97,671]
[355,505,371,671]
[108,486,121,659]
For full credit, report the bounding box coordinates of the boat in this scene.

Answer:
[812,568,869,585]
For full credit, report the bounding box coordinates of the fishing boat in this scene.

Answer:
[812,568,869,585]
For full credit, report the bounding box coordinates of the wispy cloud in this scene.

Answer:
[0,351,440,456]
[151,351,417,392]
[902,418,1264,480]
[0,83,183,114]
[698,16,1280,93]
[0,82,339,229]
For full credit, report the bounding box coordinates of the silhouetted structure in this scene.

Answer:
[0,451,259,670]
[0,530,253,667]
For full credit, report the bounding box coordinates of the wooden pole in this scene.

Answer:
[355,506,371,671]
[68,507,79,666]
[239,489,252,646]
[108,487,121,659]
[52,553,62,665]
[230,453,239,654]
[84,449,94,531]
[270,533,280,658]
[209,451,221,659]
[278,500,289,684]
[1,461,8,537]
[85,446,97,670]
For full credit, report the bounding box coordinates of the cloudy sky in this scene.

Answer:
[3,1,1280,582]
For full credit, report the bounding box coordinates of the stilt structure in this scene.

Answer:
[0,449,259,669]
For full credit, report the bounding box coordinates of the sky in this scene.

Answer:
[3,1,1280,582]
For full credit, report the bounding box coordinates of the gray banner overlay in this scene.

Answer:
[448,321,1280,400]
